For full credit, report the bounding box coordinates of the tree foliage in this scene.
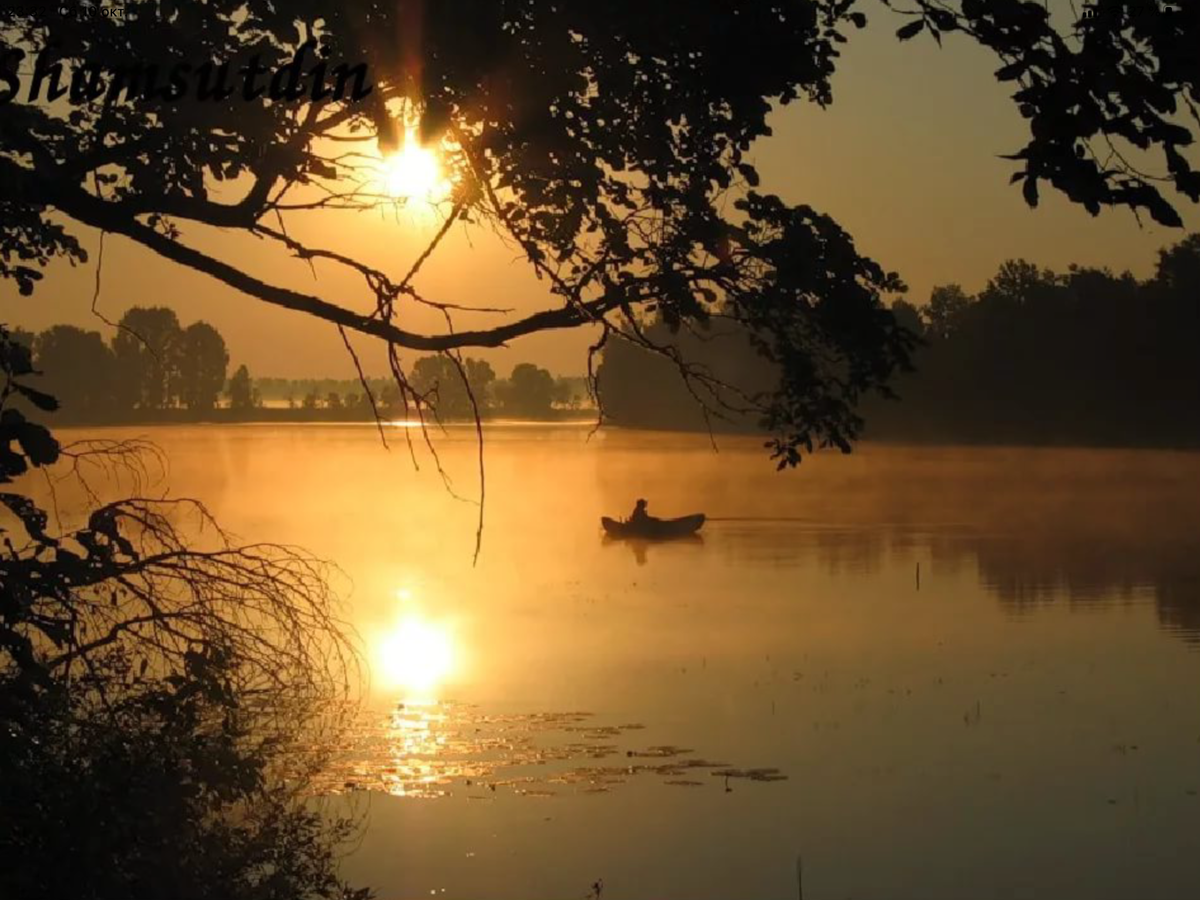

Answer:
[873,236,1200,445]
[596,318,779,435]
[32,324,120,413]
[409,355,495,420]
[226,363,256,410]
[1,325,60,482]
[173,321,230,410]
[601,234,1200,448]
[924,285,972,340]
[2,1,1197,462]
[497,362,556,418]
[23,310,234,417]
[111,306,182,410]
[888,0,1200,227]
[0,1,897,462]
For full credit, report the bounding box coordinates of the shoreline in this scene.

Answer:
[44,411,1200,453]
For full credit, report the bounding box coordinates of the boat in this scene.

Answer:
[600,513,706,540]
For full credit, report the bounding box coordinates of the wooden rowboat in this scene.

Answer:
[600,513,706,540]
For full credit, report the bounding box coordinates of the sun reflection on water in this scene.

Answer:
[328,585,785,801]
[314,702,785,801]
[372,588,461,704]
[381,703,453,797]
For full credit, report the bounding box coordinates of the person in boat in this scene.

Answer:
[628,498,651,525]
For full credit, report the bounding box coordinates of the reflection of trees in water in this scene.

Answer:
[715,524,889,576]
[955,535,1198,646]
[1156,581,1200,646]
[714,523,1200,646]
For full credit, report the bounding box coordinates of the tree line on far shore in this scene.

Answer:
[11,308,591,422]
[13,307,236,416]
[20,231,1200,442]
[595,234,1200,448]
[254,364,590,418]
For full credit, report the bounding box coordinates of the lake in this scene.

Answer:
[59,424,1200,900]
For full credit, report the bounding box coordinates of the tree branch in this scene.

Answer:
[3,157,617,352]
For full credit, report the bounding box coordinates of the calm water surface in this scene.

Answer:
[63,424,1200,900]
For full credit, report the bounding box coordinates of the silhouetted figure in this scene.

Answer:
[629,498,650,524]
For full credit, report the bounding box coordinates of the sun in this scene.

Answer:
[381,132,450,203]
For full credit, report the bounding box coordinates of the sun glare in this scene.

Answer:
[381,130,450,203]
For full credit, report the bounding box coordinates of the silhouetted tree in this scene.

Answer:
[889,300,925,339]
[600,234,1200,449]
[32,325,119,416]
[553,376,586,411]
[498,363,556,418]
[978,259,1059,308]
[0,326,369,900]
[27,316,237,418]
[3,2,1199,463]
[377,382,401,415]
[924,285,970,340]
[112,307,182,410]
[172,321,229,410]
[227,364,255,411]
[597,316,782,435]
[894,1,1200,226]
[0,326,59,480]
[410,356,495,419]
[1152,233,1200,295]
[7,328,34,351]
[864,235,1200,445]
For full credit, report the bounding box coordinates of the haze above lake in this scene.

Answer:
[58,424,1200,900]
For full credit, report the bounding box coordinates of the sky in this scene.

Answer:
[1,8,1190,379]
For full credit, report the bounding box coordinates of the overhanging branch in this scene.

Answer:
[2,157,616,352]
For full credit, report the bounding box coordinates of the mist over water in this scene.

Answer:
[57,423,1200,900]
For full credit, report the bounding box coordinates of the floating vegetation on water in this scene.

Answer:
[712,767,789,783]
[311,701,783,799]
[625,745,694,758]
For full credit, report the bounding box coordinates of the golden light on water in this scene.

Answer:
[381,129,451,203]
[373,587,460,700]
